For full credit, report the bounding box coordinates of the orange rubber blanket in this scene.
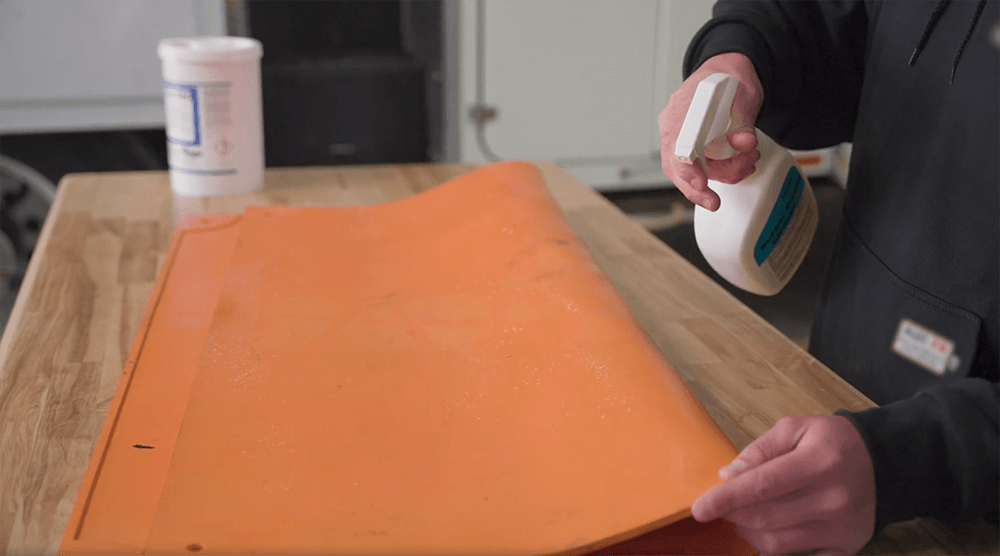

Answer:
[60,162,754,555]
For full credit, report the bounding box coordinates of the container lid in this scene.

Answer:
[158,37,263,63]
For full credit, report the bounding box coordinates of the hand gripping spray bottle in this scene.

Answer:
[674,73,818,296]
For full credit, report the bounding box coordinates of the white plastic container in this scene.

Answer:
[674,73,818,296]
[157,37,264,197]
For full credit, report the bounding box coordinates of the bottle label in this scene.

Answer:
[164,81,201,147]
[164,80,238,176]
[754,166,805,266]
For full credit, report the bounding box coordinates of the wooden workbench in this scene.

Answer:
[0,162,995,555]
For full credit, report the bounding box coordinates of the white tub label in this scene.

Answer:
[164,81,199,146]
[164,80,239,177]
[891,318,957,376]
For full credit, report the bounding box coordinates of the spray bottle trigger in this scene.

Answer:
[674,73,739,165]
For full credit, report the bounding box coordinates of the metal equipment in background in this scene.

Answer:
[0,154,56,332]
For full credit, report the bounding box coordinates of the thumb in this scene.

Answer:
[719,417,805,481]
[729,72,763,130]
[724,72,763,155]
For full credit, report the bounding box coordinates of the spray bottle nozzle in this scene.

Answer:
[674,73,739,171]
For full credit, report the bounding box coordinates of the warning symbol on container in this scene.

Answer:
[214,137,233,157]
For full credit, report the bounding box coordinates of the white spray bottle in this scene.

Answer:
[674,73,818,296]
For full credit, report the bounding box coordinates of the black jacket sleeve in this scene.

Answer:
[682,0,869,150]
[682,0,1000,533]
[837,381,1000,531]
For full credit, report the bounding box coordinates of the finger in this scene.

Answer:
[726,127,758,153]
[723,486,842,531]
[705,150,759,184]
[720,416,809,480]
[676,160,707,191]
[687,183,721,212]
[737,521,845,556]
[694,450,819,522]
[663,157,720,211]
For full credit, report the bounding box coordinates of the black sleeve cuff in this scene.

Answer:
[678,0,869,148]
[681,16,794,142]
[836,379,1000,535]
[683,20,774,89]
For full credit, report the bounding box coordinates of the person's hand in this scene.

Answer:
[658,52,764,211]
[691,415,877,556]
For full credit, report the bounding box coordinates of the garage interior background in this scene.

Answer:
[0,0,851,346]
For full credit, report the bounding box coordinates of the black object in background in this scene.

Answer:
[247,1,402,60]
[248,0,438,166]
[262,55,426,166]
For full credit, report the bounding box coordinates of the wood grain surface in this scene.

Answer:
[0,162,995,555]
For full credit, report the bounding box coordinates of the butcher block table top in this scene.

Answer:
[0,161,996,555]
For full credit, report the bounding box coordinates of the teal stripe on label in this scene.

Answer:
[754,166,804,266]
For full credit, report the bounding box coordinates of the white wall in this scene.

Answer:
[0,0,225,133]
[449,0,837,191]
[453,0,713,190]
